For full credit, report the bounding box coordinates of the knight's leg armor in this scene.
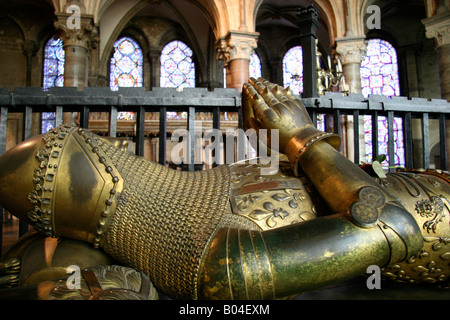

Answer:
[0,123,426,299]
[198,139,423,299]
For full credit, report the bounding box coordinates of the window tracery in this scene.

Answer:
[160,40,195,91]
[110,37,143,92]
[361,39,400,98]
[161,40,195,120]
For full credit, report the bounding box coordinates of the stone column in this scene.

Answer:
[54,14,95,125]
[423,9,450,100]
[217,31,259,91]
[54,14,95,90]
[296,5,320,98]
[22,40,37,87]
[149,49,161,88]
[335,37,367,93]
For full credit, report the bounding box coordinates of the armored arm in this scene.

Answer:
[199,202,421,299]
[197,78,424,299]
[0,78,425,300]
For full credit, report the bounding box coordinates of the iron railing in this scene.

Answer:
[0,86,449,256]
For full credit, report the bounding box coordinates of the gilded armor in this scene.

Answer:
[0,78,448,299]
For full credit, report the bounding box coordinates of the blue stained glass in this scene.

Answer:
[360,39,404,167]
[110,37,143,120]
[360,39,400,98]
[42,37,65,133]
[43,38,65,90]
[110,37,143,92]
[363,116,405,167]
[282,46,303,95]
[160,40,195,91]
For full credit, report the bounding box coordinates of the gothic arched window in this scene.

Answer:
[360,39,400,98]
[249,53,262,78]
[160,40,195,91]
[361,39,404,167]
[282,46,303,95]
[110,37,143,91]
[42,37,65,133]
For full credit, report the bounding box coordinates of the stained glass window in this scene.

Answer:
[43,38,65,90]
[282,46,303,95]
[249,53,262,78]
[363,115,405,167]
[110,37,143,120]
[42,37,65,133]
[110,37,143,91]
[361,39,400,98]
[41,112,57,134]
[160,40,195,91]
[360,39,404,167]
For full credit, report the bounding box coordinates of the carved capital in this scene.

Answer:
[54,14,96,50]
[217,31,259,65]
[335,37,367,64]
[423,10,450,48]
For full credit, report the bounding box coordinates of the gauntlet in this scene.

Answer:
[242,77,341,175]
[0,79,432,300]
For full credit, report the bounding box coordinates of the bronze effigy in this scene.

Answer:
[0,78,448,300]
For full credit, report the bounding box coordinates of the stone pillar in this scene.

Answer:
[296,5,320,98]
[149,49,161,88]
[335,37,367,93]
[54,14,95,90]
[423,9,450,100]
[217,31,259,91]
[22,40,37,87]
[54,14,94,124]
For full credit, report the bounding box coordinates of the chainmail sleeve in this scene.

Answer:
[97,138,240,299]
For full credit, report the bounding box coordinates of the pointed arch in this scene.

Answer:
[109,36,144,91]
[160,40,195,90]
[360,38,400,98]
